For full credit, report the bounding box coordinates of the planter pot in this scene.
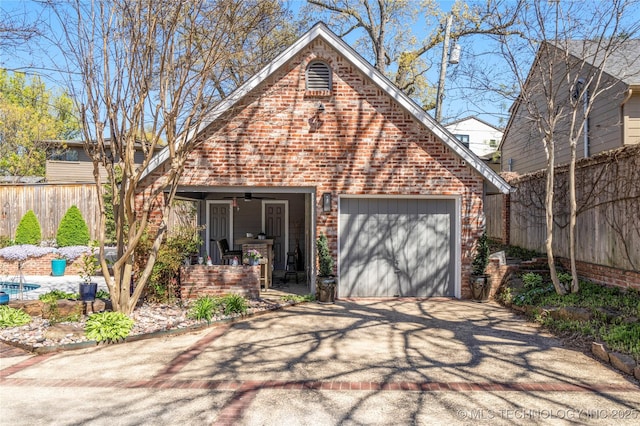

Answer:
[0,291,9,305]
[470,275,491,302]
[317,276,337,304]
[51,258,67,276]
[248,258,260,266]
[79,282,98,302]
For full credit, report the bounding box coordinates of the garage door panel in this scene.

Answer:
[339,198,455,297]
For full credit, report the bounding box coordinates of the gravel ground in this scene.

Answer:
[0,298,286,350]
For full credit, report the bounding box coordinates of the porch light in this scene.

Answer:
[322,192,331,212]
[232,197,239,211]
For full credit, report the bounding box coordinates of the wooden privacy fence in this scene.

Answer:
[484,194,503,241]
[486,145,640,272]
[0,183,197,242]
[0,183,101,241]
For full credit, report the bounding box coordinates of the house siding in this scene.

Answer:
[46,149,148,183]
[501,47,632,174]
[624,93,640,145]
[139,39,486,298]
[444,118,502,157]
[46,160,108,183]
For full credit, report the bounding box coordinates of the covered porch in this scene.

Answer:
[173,186,317,294]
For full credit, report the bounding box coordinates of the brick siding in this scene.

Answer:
[140,39,487,299]
[0,253,85,276]
[180,265,260,300]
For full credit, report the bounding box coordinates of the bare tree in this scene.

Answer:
[50,0,293,314]
[494,0,640,294]
[195,0,299,99]
[0,4,43,60]
[304,0,521,111]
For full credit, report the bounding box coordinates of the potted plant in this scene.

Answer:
[51,253,67,276]
[316,234,336,303]
[79,247,99,302]
[244,249,262,266]
[470,232,491,302]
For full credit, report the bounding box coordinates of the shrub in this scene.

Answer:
[513,272,554,306]
[317,234,334,276]
[134,224,202,303]
[222,294,248,315]
[471,232,490,275]
[85,311,134,343]
[56,205,90,247]
[0,236,12,248]
[96,289,110,299]
[79,246,99,284]
[39,289,77,303]
[0,306,31,328]
[14,210,42,245]
[0,244,56,261]
[57,245,91,262]
[38,289,81,322]
[188,296,222,323]
[505,245,540,261]
[522,272,544,289]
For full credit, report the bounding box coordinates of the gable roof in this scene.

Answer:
[444,116,504,132]
[144,22,511,194]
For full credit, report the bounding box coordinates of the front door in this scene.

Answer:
[264,202,287,269]
[208,202,232,264]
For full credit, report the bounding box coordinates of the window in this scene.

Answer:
[489,139,497,148]
[306,61,332,91]
[454,134,470,148]
[49,149,78,161]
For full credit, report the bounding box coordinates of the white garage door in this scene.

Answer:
[339,198,456,297]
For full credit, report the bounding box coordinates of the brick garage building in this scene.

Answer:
[140,23,510,299]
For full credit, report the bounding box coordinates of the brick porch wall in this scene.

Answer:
[180,265,260,300]
[0,254,84,276]
[139,38,488,300]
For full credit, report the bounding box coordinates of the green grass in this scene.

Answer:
[503,272,640,362]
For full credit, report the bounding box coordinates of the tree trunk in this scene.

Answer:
[544,136,565,295]
[568,141,579,293]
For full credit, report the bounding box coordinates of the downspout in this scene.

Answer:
[620,88,634,146]
[621,88,634,106]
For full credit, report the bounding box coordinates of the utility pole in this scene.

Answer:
[435,15,452,122]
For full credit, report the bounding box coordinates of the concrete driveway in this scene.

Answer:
[1,299,638,425]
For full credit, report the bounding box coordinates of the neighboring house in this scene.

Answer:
[45,140,161,183]
[140,23,510,299]
[501,40,640,174]
[444,116,502,158]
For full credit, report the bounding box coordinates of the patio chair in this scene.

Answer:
[216,239,242,265]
